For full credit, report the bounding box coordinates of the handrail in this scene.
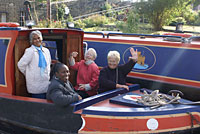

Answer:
[106,32,183,39]
[189,36,200,41]
[84,32,105,38]
[72,84,140,112]
[83,32,200,43]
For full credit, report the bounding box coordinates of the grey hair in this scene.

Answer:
[29,30,43,43]
[85,48,97,59]
[107,51,120,63]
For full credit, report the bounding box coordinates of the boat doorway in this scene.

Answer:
[14,33,66,97]
[14,30,83,97]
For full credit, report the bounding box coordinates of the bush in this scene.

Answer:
[169,17,186,26]
[83,15,109,28]
[74,19,86,29]
[191,11,200,26]
[36,19,66,28]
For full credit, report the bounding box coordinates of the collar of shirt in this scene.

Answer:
[54,77,68,87]
[32,45,44,52]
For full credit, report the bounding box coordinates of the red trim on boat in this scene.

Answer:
[80,112,200,133]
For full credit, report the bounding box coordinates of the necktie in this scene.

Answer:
[35,45,47,76]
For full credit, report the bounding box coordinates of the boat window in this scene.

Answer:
[43,36,64,63]
[0,39,9,86]
[83,42,88,54]
[43,41,57,60]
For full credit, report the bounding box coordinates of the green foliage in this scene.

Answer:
[83,15,109,27]
[175,17,186,24]
[35,0,200,33]
[101,2,112,10]
[101,2,115,17]
[66,14,74,22]
[57,4,66,21]
[193,11,200,26]
[193,0,200,7]
[135,0,198,30]
[36,19,66,28]
[182,7,198,24]
[126,9,140,33]
[116,9,140,33]
[74,19,86,29]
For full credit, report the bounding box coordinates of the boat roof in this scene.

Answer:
[84,32,200,45]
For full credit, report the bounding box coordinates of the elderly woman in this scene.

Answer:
[18,30,51,99]
[47,62,82,106]
[69,48,99,99]
[98,48,138,93]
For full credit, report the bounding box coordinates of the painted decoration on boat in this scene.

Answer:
[123,94,142,101]
[0,39,9,86]
[147,118,159,130]
[122,46,156,71]
[110,92,146,107]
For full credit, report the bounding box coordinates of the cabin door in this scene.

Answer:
[64,33,83,86]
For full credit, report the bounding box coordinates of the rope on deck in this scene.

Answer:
[136,90,181,109]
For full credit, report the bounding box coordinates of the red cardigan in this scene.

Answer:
[70,60,99,96]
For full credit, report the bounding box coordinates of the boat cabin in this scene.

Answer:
[0,24,84,97]
[84,32,200,101]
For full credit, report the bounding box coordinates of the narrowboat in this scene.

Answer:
[83,32,200,101]
[0,23,200,134]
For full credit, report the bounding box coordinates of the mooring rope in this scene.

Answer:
[136,90,181,109]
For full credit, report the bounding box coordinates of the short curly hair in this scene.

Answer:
[107,51,120,63]
[85,48,97,59]
[29,30,43,44]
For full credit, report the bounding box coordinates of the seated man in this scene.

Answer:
[69,48,99,99]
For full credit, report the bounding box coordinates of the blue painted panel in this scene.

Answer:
[87,41,200,82]
[0,39,9,85]
[72,84,140,112]
[43,41,57,60]
[82,105,200,116]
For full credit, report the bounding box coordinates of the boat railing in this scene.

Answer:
[188,36,200,42]
[84,31,200,44]
[72,84,140,112]
[106,32,182,39]
[84,32,105,38]
[84,31,183,39]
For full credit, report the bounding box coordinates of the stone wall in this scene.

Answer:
[0,0,129,24]
[36,0,107,21]
[0,0,27,22]
[67,0,105,17]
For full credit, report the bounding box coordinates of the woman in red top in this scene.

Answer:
[69,48,99,98]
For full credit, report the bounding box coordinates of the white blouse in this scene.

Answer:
[18,45,51,94]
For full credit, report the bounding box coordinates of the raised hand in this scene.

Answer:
[70,52,78,58]
[130,48,138,61]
